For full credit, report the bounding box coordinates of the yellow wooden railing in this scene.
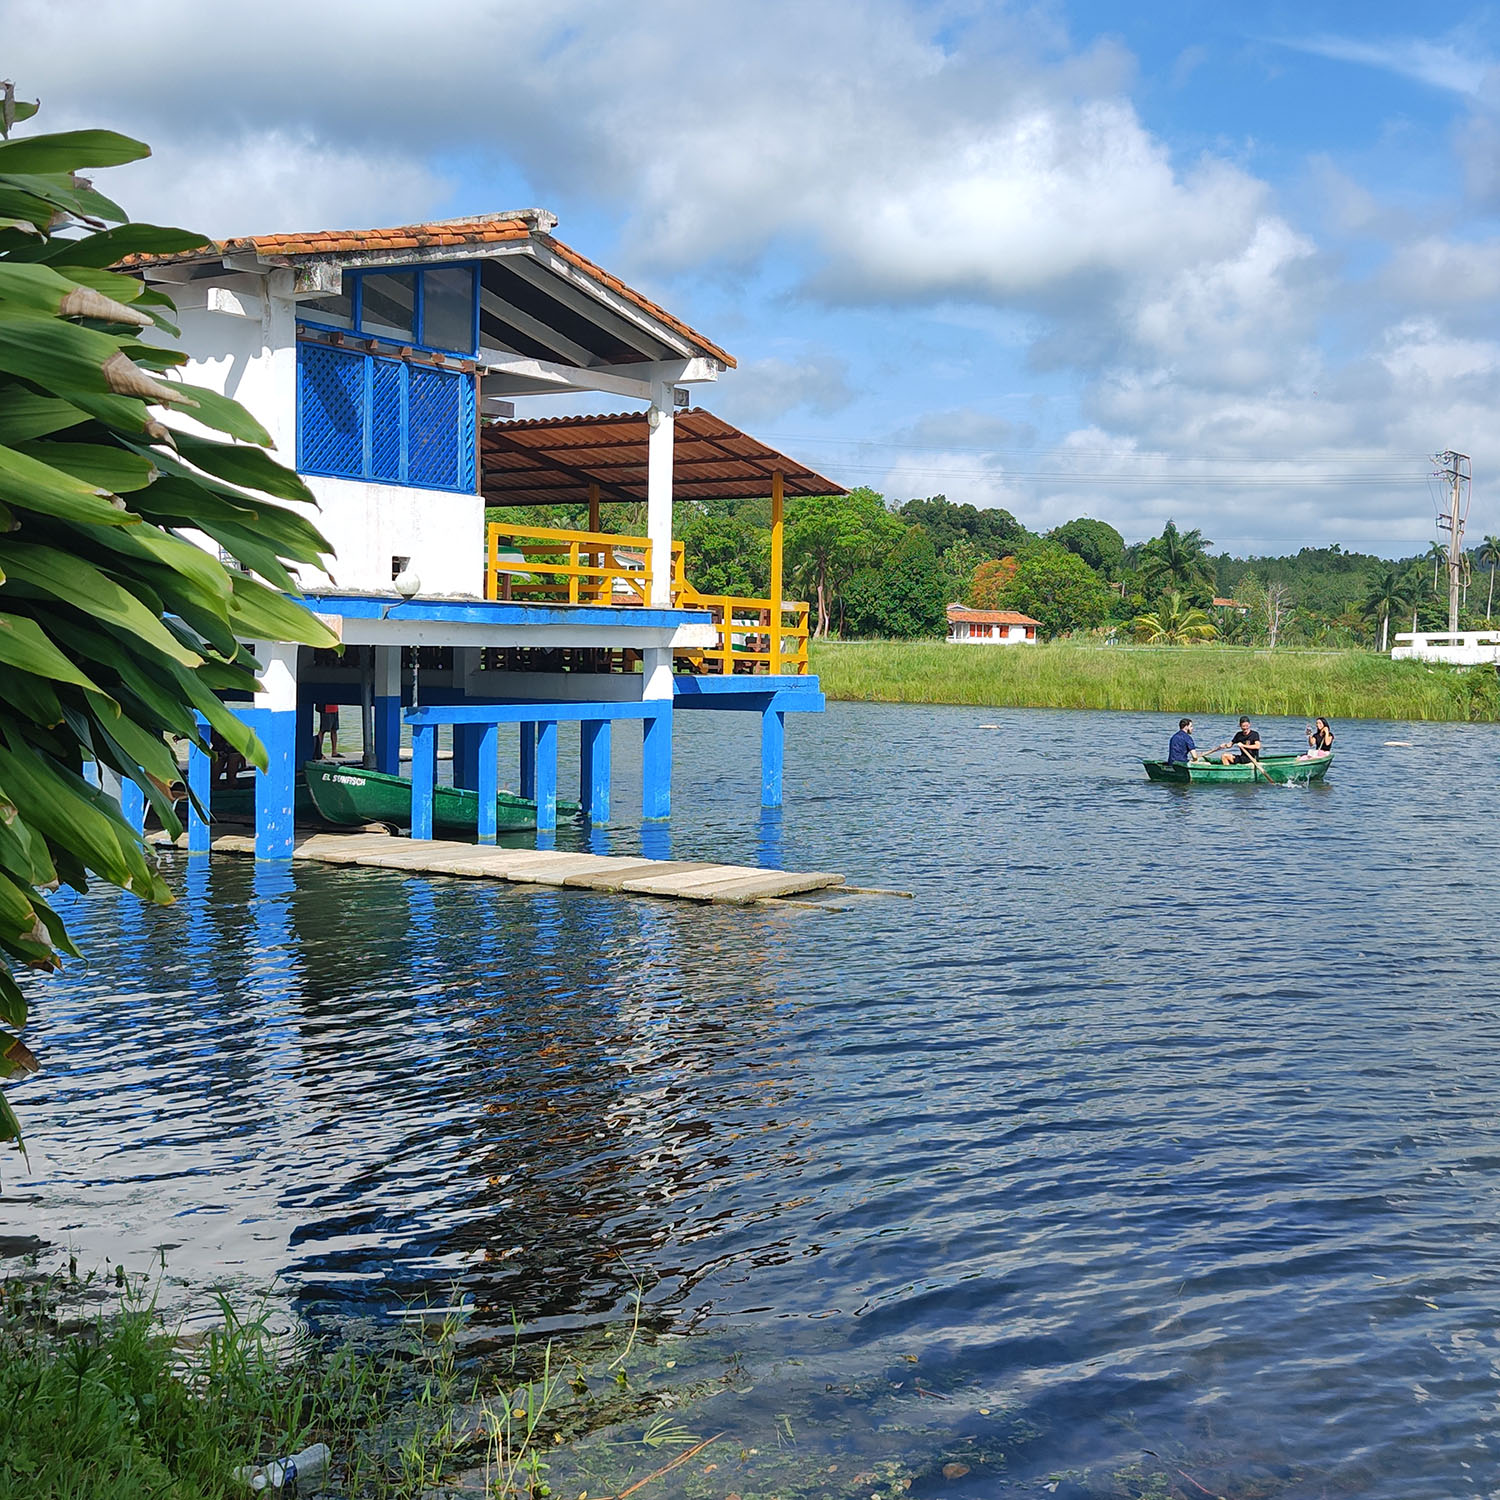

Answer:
[486,523,652,606]
[486,520,809,675]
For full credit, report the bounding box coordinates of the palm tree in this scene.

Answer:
[1480,535,1500,620]
[1140,520,1215,599]
[1425,540,1448,594]
[1363,564,1416,653]
[1133,592,1218,645]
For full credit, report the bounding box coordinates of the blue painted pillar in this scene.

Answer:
[534,721,557,832]
[453,723,482,792]
[476,724,499,844]
[519,721,536,799]
[579,720,611,824]
[187,719,212,854]
[761,706,785,808]
[254,711,296,860]
[251,641,300,860]
[642,706,672,820]
[374,696,401,775]
[374,644,401,775]
[119,777,146,834]
[411,722,437,841]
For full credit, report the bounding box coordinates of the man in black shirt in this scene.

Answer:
[1218,716,1262,765]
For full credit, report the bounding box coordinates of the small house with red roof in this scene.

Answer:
[946,604,1039,645]
[126,212,838,854]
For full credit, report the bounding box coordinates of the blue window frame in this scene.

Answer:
[297,341,476,493]
[297,262,480,357]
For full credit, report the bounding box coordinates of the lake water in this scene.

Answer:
[6,704,1500,1498]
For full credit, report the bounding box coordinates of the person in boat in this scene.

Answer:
[1214,716,1262,766]
[1304,716,1334,757]
[315,702,340,760]
[1167,717,1201,764]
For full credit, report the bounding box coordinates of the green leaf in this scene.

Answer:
[0,389,83,443]
[0,613,107,690]
[228,573,341,649]
[0,964,28,1032]
[164,382,274,447]
[32,222,208,269]
[0,306,123,392]
[0,131,150,175]
[0,544,203,666]
[0,172,127,226]
[13,439,156,494]
[0,441,140,525]
[171,431,316,504]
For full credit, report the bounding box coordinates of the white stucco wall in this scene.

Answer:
[301,475,484,596]
[154,271,483,598]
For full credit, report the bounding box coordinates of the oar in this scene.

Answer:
[1240,746,1277,785]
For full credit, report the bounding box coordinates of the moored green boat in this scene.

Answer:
[304,760,578,834]
[1143,752,1333,785]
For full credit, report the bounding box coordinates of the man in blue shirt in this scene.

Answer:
[1167,717,1198,764]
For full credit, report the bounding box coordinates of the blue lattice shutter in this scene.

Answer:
[369,357,403,481]
[407,366,474,491]
[297,344,364,478]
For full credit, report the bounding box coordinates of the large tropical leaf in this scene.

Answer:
[0,101,337,1150]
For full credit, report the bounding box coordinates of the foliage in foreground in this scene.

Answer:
[810,639,1500,722]
[0,92,338,1145]
[0,1271,482,1500]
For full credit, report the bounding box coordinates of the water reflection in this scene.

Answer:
[8,707,1500,1495]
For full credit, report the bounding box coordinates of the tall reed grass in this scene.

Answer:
[810,641,1500,722]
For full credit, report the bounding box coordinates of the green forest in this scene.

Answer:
[487,489,1500,650]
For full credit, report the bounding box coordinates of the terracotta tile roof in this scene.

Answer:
[119,212,734,367]
[947,605,1040,626]
[1212,596,1249,609]
[119,212,538,267]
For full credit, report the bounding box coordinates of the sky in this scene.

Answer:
[10,0,1500,556]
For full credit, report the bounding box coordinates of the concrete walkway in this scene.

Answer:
[165,831,847,905]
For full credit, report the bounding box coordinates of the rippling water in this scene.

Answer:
[7,705,1500,1497]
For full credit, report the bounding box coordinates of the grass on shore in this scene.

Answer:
[810,640,1500,722]
[0,1268,492,1500]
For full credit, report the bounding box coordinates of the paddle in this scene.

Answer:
[1240,745,1277,785]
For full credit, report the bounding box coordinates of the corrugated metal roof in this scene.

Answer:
[482,409,845,506]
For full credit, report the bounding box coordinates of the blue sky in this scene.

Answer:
[13,0,1500,555]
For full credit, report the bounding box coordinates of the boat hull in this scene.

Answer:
[1143,752,1333,785]
[304,761,577,834]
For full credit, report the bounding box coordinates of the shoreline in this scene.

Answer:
[808,640,1500,723]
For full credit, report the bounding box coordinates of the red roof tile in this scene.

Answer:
[119,212,734,367]
[947,605,1040,626]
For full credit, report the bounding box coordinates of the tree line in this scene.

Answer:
[488,492,1500,649]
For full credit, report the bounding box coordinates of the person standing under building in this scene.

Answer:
[315,702,340,760]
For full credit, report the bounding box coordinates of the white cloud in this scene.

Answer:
[1277,34,1495,98]
[712,353,856,426]
[6,0,1495,553]
[102,131,450,238]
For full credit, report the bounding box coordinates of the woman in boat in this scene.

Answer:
[1304,716,1334,757]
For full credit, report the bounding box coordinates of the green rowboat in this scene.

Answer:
[304,760,578,835]
[1143,752,1333,785]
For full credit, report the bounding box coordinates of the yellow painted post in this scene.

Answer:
[770,470,784,676]
[587,481,601,600]
[568,540,580,604]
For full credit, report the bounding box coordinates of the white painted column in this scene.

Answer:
[646,383,674,607]
[641,647,674,702]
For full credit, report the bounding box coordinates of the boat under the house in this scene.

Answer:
[124,211,844,856]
